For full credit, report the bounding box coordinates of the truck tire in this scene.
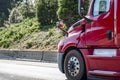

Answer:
[64,50,86,80]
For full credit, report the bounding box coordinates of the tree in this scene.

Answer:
[0,13,6,27]
[9,2,35,23]
[57,0,89,27]
[36,0,58,25]
[0,0,11,18]
[0,0,23,18]
[10,0,23,8]
[9,8,23,23]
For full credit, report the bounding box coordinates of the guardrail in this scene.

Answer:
[0,50,57,63]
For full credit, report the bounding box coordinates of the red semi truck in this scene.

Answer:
[57,0,120,80]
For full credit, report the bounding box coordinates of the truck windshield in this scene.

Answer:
[93,0,110,16]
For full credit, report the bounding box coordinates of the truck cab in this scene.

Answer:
[57,0,120,80]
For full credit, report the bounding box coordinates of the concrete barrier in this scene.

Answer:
[43,51,57,62]
[0,50,57,62]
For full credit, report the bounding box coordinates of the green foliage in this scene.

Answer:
[0,0,11,18]
[0,39,11,48]
[39,24,55,31]
[48,29,54,36]
[26,42,33,48]
[17,3,35,19]
[10,0,23,9]
[0,23,64,50]
[9,3,35,23]
[57,0,89,27]
[9,8,23,23]
[0,13,6,27]
[36,0,58,25]
[0,18,40,48]
[0,0,23,20]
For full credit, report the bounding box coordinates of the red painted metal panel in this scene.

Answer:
[87,56,120,72]
[115,0,120,48]
[85,0,115,47]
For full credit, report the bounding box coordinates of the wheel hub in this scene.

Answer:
[68,56,80,77]
[69,61,75,72]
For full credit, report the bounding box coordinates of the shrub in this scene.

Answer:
[0,18,40,48]
[0,39,11,48]
[48,29,54,36]
[26,42,32,49]
[57,0,89,27]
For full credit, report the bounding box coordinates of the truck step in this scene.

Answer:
[89,70,120,77]
[88,76,111,80]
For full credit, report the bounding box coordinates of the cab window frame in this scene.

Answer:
[92,0,111,16]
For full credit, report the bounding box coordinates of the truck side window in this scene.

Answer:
[93,0,110,16]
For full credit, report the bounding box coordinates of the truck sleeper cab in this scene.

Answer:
[57,0,120,80]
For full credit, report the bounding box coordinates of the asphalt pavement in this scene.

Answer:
[0,59,110,80]
[0,60,66,80]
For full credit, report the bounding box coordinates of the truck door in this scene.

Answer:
[115,0,120,48]
[85,0,115,48]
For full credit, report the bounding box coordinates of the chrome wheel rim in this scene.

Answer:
[68,56,80,77]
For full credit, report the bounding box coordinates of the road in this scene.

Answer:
[0,60,66,80]
[0,59,108,80]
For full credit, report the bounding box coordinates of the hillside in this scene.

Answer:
[0,18,64,50]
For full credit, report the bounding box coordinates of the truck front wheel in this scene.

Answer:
[64,50,86,80]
